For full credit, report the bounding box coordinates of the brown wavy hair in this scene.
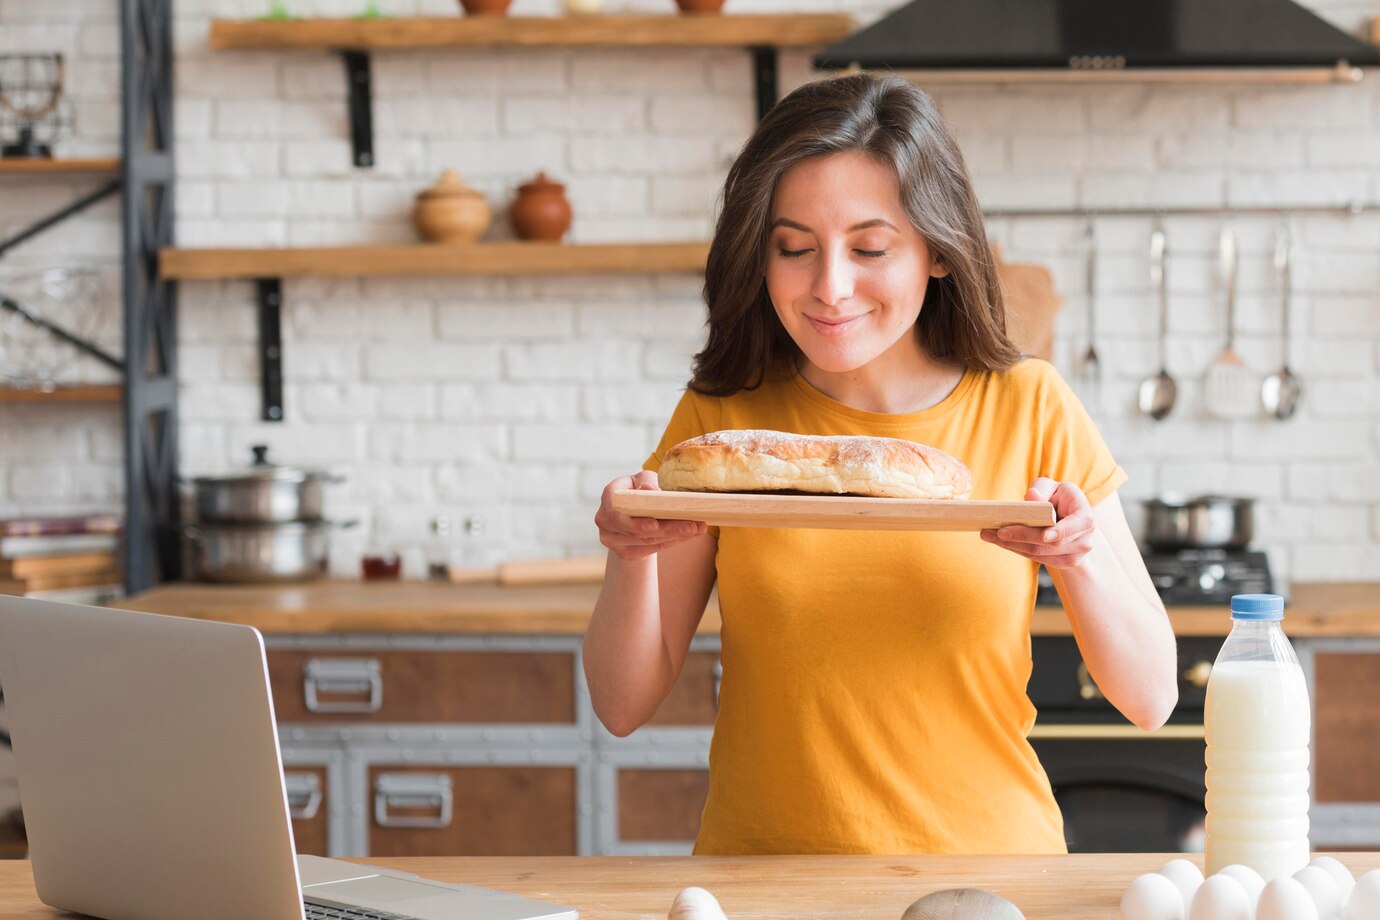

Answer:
[691,73,1021,396]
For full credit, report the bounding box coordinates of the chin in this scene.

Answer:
[799,342,877,375]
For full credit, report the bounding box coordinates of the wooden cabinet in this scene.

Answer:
[268,635,718,857]
[1313,651,1380,803]
[646,651,720,727]
[267,649,575,724]
[617,767,711,845]
[285,766,329,856]
[367,764,578,856]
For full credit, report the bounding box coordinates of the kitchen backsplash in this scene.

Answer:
[1,0,1378,584]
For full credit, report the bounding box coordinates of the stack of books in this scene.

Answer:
[0,513,124,603]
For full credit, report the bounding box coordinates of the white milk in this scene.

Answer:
[1204,659,1311,880]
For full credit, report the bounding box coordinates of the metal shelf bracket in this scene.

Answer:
[256,278,284,421]
[342,50,374,168]
[750,46,778,121]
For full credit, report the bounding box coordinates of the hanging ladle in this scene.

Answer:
[1137,226,1177,421]
[1079,218,1101,384]
[1261,224,1303,420]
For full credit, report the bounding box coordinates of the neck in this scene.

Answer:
[799,338,963,415]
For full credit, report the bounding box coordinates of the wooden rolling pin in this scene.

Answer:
[447,556,606,587]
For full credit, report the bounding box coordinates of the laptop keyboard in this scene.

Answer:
[304,897,417,920]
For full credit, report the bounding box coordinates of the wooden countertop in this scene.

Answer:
[0,853,1377,918]
[116,580,1380,637]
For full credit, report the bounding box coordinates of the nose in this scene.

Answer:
[810,246,855,307]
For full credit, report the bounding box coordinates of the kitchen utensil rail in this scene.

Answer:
[612,490,1056,532]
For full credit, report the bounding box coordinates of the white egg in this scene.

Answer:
[1295,865,1342,917]
[1342,870,1380,920]
[1189,874,1250,920]
[1309,857,1356,906]
[1121,872,1185,920]
[668,886,727,920]
[1160,859,1206,910]
[1217,866,1265,912]
[1257,877,1318,920]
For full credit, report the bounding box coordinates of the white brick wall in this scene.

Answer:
[1,0,1378,584]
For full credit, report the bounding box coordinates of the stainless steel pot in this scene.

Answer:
[191,445,342,524]
[185,520,352,583]
[1142,495,1254,551]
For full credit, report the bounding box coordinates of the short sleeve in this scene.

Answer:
[644,388,720,473]
[1036,363,1127,506]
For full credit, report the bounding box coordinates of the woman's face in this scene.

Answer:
[765,151,947,374]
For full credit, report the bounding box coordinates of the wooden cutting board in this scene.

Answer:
[612,490,1055,532]
[449,556,605,586]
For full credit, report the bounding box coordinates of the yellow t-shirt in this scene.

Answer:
[644,358,1126,856]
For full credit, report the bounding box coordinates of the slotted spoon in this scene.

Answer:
[1203,227,1258,420]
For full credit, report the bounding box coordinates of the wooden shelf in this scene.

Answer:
[0,158,120,174]
[0,385,122,404]
[210,13,851,50]
[159,241,709,279]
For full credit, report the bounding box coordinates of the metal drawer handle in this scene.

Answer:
[1183,660,1213,689]
[304,658,382,713]
[374,773,453,829]
[284,771,322,821]
[1076,662,1104,701]
[711,658,723,710]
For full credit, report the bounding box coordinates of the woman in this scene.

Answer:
[585,74,1177,856]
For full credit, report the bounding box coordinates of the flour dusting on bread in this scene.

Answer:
[658,430,972,500]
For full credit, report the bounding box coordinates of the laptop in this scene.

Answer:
[0,595,578,920]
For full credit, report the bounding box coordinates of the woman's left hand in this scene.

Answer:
[980,477,1097,570]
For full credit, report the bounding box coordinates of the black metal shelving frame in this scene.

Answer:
[121,0,178,592]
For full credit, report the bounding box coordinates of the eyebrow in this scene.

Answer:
[770,218,899,233]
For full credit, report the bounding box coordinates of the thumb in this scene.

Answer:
[1026,477,1058,502]
[631,470,660,490]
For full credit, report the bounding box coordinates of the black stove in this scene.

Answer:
[1036,548,1273,606]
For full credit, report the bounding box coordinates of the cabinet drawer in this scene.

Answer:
[646,651,719,727]
[617,767,710,844]
[1314,652,1380,803]
[285,766,329,856]
[367,764,577,856]
[267,649,575,724]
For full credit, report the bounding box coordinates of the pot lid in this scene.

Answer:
[518,171,565,192]
[191,445,319,484]
[418,168,486,200]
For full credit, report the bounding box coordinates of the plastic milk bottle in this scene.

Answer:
[1204,594,1311,880]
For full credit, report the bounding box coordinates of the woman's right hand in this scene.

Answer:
[596,471,708,561]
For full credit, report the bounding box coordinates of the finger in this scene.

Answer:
[1025,477,1059,502]
[993,525,1052,547]
[1041,511,1095,546]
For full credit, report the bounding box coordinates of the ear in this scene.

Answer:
[929,261,950,279]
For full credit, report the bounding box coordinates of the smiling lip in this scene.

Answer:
[805,313,866,337]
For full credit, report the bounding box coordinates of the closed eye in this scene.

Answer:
[778,248,812,258]
[855,249,888,258]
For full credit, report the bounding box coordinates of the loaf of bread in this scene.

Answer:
[657,430,973,500]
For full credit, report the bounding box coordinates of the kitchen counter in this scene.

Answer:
[0,853,1376,919]
[116,580,1380,637]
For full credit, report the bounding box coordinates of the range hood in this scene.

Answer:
[815,0,1380,83]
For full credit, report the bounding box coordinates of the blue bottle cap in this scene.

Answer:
[1231,593,1284,620]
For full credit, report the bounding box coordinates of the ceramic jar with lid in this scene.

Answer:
[414,169,492,244]
[674,0,726,12]
[458,0,513,14]
[509,172,573,242]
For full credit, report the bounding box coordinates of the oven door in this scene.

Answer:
[1032,731,1206,853]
